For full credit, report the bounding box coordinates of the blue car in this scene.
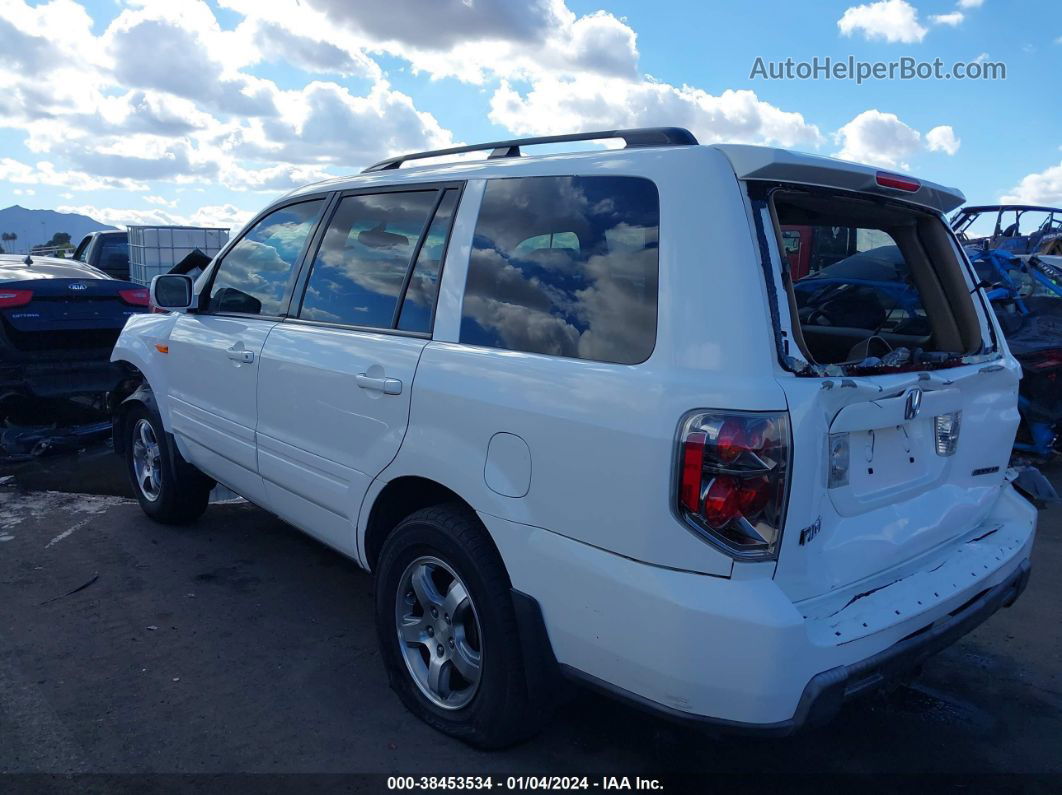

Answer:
[0,253,149,420]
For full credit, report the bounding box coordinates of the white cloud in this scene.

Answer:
[103,4,278,118]
[303,0,556,50]
[0,0,987,222]
[188,203,256,230]
[219,81,455,168]
[1001,161,1062,205]
[957,0,984,8]
[0,0,459,192]
[834,110,960,170]
[238,19,381,78]
[925,125,961,155]
[931,12,964,27]
[489,77,823,149]
[57,204,184,228]
[144,196,177,207]
[223,0,639,84]
[220,163,336,192]
[0,157,148,191]
[838,0,927,44]
[57,202,255,231]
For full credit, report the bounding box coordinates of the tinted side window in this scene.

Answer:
[460,176,659,364]
[299,191,438,328]
[397,189,459,332]
[208,200,323,316]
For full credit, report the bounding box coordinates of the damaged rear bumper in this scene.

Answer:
[566,557,1031,736]
[484,484,1036,734]
[785,556,1030,731]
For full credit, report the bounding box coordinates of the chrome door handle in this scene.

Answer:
[356,373,403,395]
[226,347,254,364]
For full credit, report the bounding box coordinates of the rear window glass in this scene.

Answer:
[98,238,128,271]
[774,190,983,369]
[460,175,659,364]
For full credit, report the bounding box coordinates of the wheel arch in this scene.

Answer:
[363,475,569,723]
[109,313,179,431]
[361,475,480,573]
[109,364,153,456]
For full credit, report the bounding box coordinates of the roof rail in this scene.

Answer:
[361,127,698,173]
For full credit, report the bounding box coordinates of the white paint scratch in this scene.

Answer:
[44,516,94,549]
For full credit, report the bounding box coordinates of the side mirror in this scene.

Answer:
[150,274,195,311]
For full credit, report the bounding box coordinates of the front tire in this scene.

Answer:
[123,402,211,524]
[374,504,540,748]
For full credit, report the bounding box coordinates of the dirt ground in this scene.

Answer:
[0,448,1059,789]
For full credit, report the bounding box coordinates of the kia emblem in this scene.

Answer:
[904,388,923,421]
[67,282,88,291]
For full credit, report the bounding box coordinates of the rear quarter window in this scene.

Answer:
[459,175,659,365]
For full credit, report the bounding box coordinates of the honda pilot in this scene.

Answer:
[110,128,1036,748]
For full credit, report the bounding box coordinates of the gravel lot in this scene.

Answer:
[0,452,1059,786]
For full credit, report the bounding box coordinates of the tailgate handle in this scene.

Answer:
[830,387,961,432]
[356,373,403,395]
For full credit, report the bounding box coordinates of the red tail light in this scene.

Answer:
[679,432,707,512]
[703,476,741,526]
[876,171,920,192]
[715,419,747,463]
[676,411,791,559]
[0,289,33,308]
[119,288,150,306]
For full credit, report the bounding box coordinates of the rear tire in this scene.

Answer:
[123,402,211,524]
[374,503,541,749]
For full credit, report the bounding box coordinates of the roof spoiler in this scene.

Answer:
[713,144,966,214]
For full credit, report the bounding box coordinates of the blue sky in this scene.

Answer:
[0,0,1058,242]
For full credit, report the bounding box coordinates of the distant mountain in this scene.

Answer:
[0,205,116,254]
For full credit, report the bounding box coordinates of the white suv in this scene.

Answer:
[111,128,1036,747]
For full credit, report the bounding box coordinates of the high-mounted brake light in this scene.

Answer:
[0,289,33,309]
[876,171,921,192]
[676,410,791,559]
[119,288,150,306]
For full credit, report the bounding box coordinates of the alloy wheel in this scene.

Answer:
[131,418,163,502]
[395,555,483,710]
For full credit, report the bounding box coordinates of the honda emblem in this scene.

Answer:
[904,388,923,421]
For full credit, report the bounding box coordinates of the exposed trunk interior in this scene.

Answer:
[769,189,984,371]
